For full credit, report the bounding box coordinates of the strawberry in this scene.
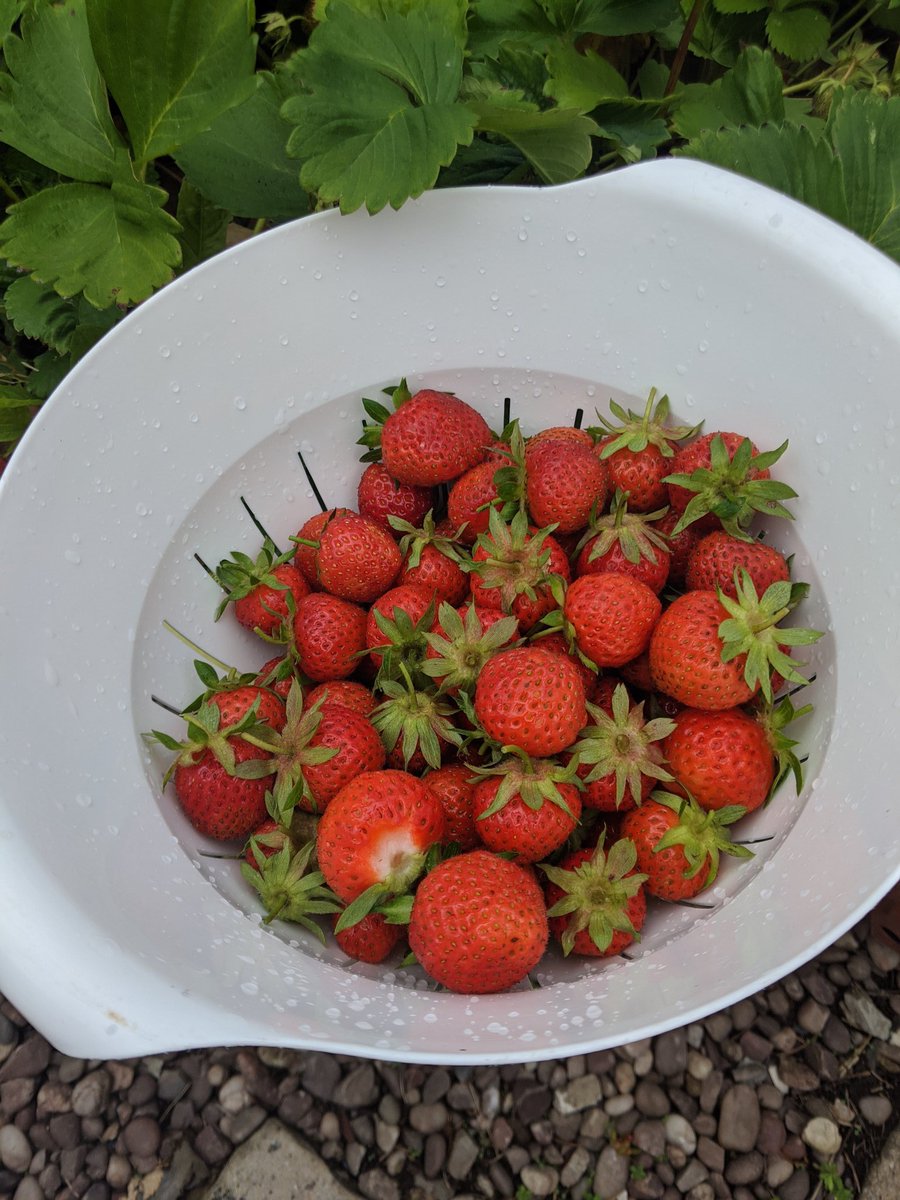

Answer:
[620,791,752,901]
[392,511,469,604]
[422,601,519,696]
[254,654,301,700]
[563,573,662,669]
[304,679,376,716]
[664,432,797,540]
[570,687,675,812]
[542,836,648,957]
[524,437,609,533]
[423,762,480,851]
[315,511,402,603]
[213,539,311,637]
[648,576,822,710]
[359,381,491,486]
[332,910,403,964]
[371,668,463,772]
[316,769,446,903]
[653,507,703,588]
[470,508,570,632]
[685,530,790,600]
[471,754,583,862]
[356,461,432,531]
[662,706,775,814]
[573,492,671,594]
[474,645,586,758]
[407,849,548,993]
[292,592,368,681]
[292,507,353,587]
[209,685,286,732]
[526,426,595,450]
[243,816,290,868]
[590,388,698,512]
[365,583,434,675]
[533,630,595,695]
[447,460,502,544]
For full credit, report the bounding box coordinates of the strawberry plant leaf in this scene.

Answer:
[0,392,34,441]
[765,6,830,63]
[0,0,125,182]
[671,46,785,139]
[571,0,681,36]
[284,0,477,214]
[0,179,182,308]
[544,43,630,110]
[471,0,680,53]
[713,0,767,11]
[826,90,900,262]
[686,2,765,67]
[0,1,24,34]
[175,182,230,273]
[174,68,312,222]
[467,98,598,184]
[3,277,78,354]
[85,0,258,166]
[678,122,849,232]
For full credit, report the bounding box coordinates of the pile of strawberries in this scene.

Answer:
[148,382,822,994]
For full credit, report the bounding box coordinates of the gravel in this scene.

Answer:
[0,916,895,1200]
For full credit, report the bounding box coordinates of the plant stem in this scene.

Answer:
[162,620,237,674]
[829,0,870,42]
[0,177,20,205]
[665,0,704,97]
[252,217,267,235]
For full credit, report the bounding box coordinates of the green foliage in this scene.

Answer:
[0,0,897,458]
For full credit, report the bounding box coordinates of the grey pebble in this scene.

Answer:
[358,1166,400,1200]
[634,1080,670,1117]
[560,1145,591,1188]
[859,1094,893,1125]
[520,1163,559,1196]
[409,1102,448,1134]
[71,1070,110,1118]
[1,1078,36,1117]
[424,1131,446,1178]
[0,1123,31,1172]
[123,1114,161,1157]
[654,1028,688,1076]
[593,1145,629,1199]
[718,1083,760,1152]
[0,1037,50,1085]
[334,1063,379,1109]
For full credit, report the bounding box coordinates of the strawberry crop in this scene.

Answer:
[147,382,824,995]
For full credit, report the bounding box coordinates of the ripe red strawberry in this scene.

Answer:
[424,762,480,851]
[316,770,446,903]
[472,758,583,862]
[591,389,697,512]
[360,382,491,486]
[393,511,469,605]
[356,461,432,531]
[534,631,595,695]
[470,509,570,632]
[292,592,368,681]
[664,432,796,539]
[241,838,339,931]
[305,679,376,716]
[315,511,402,603]
[332,910,403,964]
[423,601,520,696]
[542,837,648,957]
[527,426,595,450]
[174,736,273,842]
[685,530,790,600]
[563,573,662,669]
[214,540,311,636]
[649,591,756,710]
[285,700,387,812]
[653,507,703,588]
[574,494,671,595]
[620,791,752,901]
[570,686,675,812]
[525,437,609,533]
[292,507,353,586]
[209,685,286,732]
[447,460,502,544]
[408,850,549,993]
[365,583,434,673]
[243,816,289,868]
[474,645,586,758]
[662,706,776,813]
[255,655,300,700]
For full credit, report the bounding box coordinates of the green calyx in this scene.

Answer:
[717,571,824,704]
[370,664,463,770]
[470,506,563,611]
[388,508,466,571]
[490,419,528,519]
[590,387,700,457]
[650,789,754,890]
[573,489,671,566]
[471,746,581,821]
[369,595,436,685]
[145,697,276,787]
[212,537,296,620]
[541,835,648,957]
[573,686,676,808]
[241,839,340,935]
[240,680,339,813]
[421,600,520,695]
[752,691,815,798]
[665,435,798,541]
[333,881,416,935]
[356,377,412,463]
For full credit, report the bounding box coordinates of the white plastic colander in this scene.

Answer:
[0,160,897,1063]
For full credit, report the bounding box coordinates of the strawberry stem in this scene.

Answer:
[162,620,238,675]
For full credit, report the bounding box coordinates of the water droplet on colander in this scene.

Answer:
[159,346,171,358]
[135,502,149,517]
[75,793,92,808]
[189,413,199,423]
[349,290,359,301]
[698,340,709,353]
[517,229,528,242]
[64,550,81,565]
[434,276,447,288]
[675,364,687,376]
[279,336,290,347]
[565,231,577,243]
[815,432,827,445]
[313,270,322,281]
[637,280,648,294]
